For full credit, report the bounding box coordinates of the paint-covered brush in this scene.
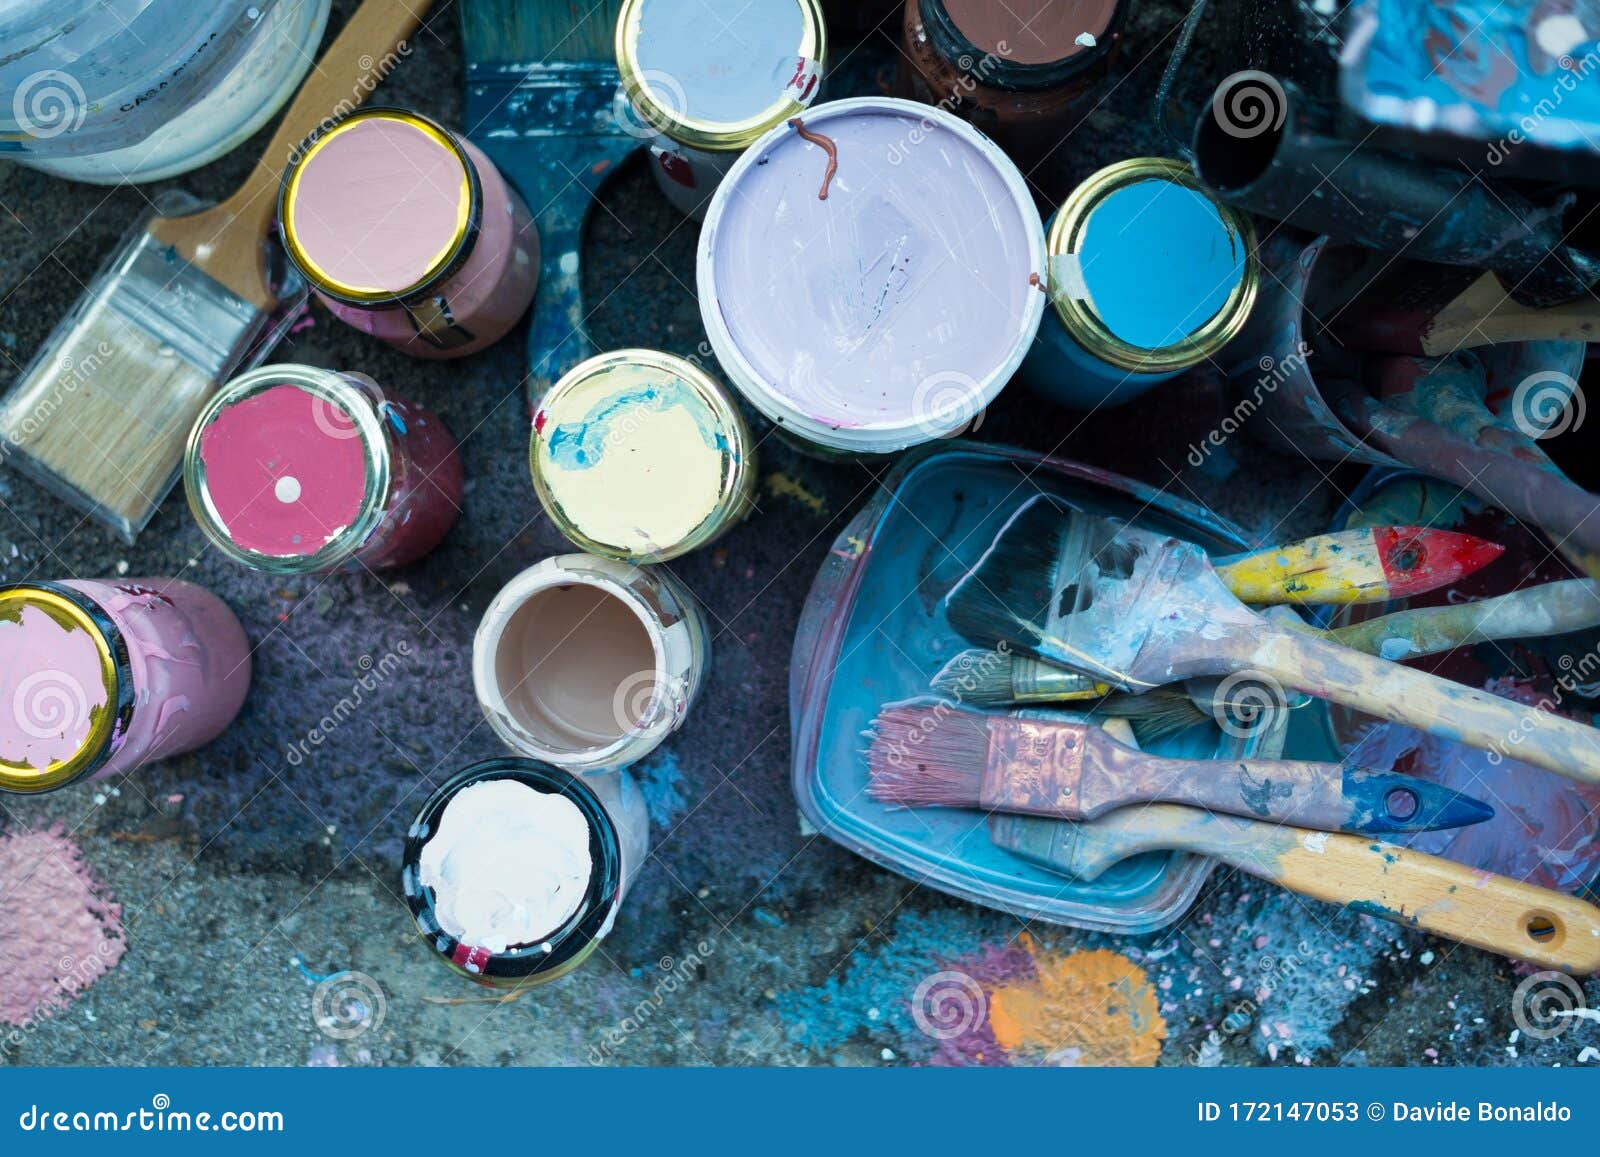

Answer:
[1212,526,1502,605]
[989,804,1600,974]
[946,499,1600,785]
[1333,263,1600,357]
[0,0,430,541]
[866,704,1492,836]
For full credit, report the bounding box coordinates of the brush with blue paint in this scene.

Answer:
[866,703,1493,836]
[460,0,637,409]
[946,500,1600,785]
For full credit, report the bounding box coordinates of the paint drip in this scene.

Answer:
[0,825,125,1027]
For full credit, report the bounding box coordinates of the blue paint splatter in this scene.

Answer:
[545,383,727,471]
[636,750,688,827]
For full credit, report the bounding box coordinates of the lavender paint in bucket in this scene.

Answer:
[697,97,1047,456]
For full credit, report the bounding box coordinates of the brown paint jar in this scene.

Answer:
[897,0,1123,171]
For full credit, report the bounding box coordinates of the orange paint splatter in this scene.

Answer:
[987,944,1165,1066]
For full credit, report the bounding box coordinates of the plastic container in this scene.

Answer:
[186,365,462,574]
[531,349,757,561]
[0,578,251,794]
[473,555,710,774]
[698,97,1047,456]
[1019,158,1258,410]
[897,0,1123,168]
[0,0,330,184]
[401,758,650,987]
[790,440,1289,932]
[615,0,827,219]
[279,108,539,358]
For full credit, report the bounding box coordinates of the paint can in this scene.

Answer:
[531,349,757,562]
[0,579,251,794]
[279,107,539,359]
[698,97,1047,456]
[615,0,827,220]
[1019,157,1258,410]
[185,364,463,574]
[896,0,1123,168]
[473,554,709,773]
[401,758,650,988]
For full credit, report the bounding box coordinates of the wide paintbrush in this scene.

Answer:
[865,703,1492,836]
[946,498,1600,785]
[987,804,1600,973]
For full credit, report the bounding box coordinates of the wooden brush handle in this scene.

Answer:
[1328,579,1600,657]
[1234,622,1600,783]
[1151,809,1600,974]
[151,0,432,303]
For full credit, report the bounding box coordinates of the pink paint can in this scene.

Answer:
[279,108,540,359]
[185,364,463,574]
[0,579,252,794]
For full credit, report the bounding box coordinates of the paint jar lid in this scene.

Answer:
[185,365,395,574]
[531,349,755,562]
[279,108,482,305]
[401,758,625,987]
[1046,157,1258,375]
[918,0,1121,92]
[0,583,132,794]
[616,0,827,152]
[698,98,1047,454]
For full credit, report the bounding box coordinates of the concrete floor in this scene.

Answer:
[0,1,1596,1068]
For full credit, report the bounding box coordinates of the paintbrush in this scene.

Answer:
[866,703,1492,836]
[935,578,1600,738]
[1211,526,1502,605]
[946,499,1600,784]
[1334,263,1600,356]
[987,804,1600,973]
[0,0,431,541]
[460,0,636,409]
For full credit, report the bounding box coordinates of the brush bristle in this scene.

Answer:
[928,650,1019,706]
[866,705,991,807]
[460,0,625,63]
[1114,690,1211,745]
[945,498,1073,651]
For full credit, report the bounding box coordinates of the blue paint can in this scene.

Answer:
[1018,157,1258,410]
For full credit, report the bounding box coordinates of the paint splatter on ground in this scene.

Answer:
[988,945,1167,1066]
[0,825,125,1027]
[636,750,688,828]
[763,471,827,516]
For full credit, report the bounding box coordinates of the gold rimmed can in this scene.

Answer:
[530,349,756,562]
[1019,157,1259,409]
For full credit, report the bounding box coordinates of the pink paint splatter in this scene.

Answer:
[0,825,126,1027]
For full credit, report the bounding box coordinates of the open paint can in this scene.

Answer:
[1019,157,1258,409]
[473,554,709,773]
[401,758,650,987]
[531,349,757,562]
[0,579,251,794]
[616,0,827,219]
[897,0,1123,168]
[185,364,463,574]
[279,108,539,358]
[699,97,1047,456]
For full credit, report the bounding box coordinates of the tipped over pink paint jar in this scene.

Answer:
[279,108,539,358]
[185,365,463,574]
[0,579,251,794]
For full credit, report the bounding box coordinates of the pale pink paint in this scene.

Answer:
[290,115,470,294]
[0,824,125,1028]
[0,605,111,771]
[198,383,370,558]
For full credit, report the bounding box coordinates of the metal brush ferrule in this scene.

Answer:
[980,718,1087,815]
[1010,655,1107,702]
